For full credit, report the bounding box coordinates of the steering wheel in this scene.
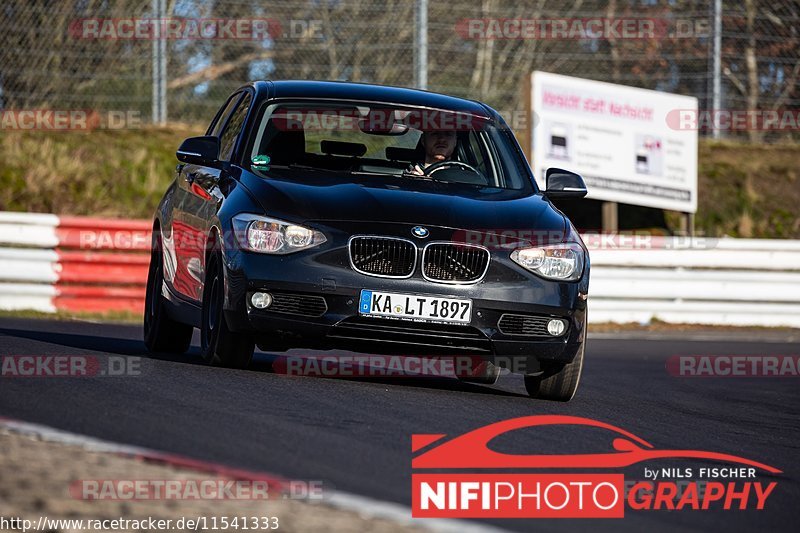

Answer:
[423,160,482,177]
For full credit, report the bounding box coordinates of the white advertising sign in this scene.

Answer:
[531,71,698,212]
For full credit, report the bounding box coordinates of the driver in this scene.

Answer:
[407,130,457,175]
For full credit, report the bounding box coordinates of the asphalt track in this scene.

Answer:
[0,317,798,532]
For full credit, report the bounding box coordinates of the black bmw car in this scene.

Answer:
[144,80,590,401]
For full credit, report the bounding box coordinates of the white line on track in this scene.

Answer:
[589,331,800,343]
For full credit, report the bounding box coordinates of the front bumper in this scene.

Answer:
[221,223,589,372]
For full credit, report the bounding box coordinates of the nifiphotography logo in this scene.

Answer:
[411,415,780,518]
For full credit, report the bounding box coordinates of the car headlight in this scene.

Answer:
[232,214,326,254]
[510,243,585,281]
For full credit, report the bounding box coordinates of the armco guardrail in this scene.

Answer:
[0,212,150,313]
[1,211,799,327]
[588,237,800,328]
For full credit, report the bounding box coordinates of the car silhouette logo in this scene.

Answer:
[411,226,429,238]
[411,415,781,472]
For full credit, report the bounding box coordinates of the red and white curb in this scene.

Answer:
[0,417,504,533]
[0,212,150,313]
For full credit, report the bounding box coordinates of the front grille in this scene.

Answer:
[422,243,490,283]
[328,317,492,354]
[268,293,327,317]
[498,314,565,337]
[349,236,416,278]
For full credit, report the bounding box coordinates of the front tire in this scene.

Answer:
[524,333,585,402]
[143,232,193,354]
[200,249,254,368]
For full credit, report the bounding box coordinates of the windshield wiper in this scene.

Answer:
[268,164,382,175]
[399,171,450,183]
[266,163,329,172]
[348,170,399,176]
[264,165,458,185]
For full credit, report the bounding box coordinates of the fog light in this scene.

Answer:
[547,319,566,336]
[251,292,272,309]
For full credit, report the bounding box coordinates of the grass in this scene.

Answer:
[696,140,800,238]
[0,126,201,219]
[0,309,143,324]
[0,128,798,238]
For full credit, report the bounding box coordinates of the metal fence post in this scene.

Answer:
[711,0,722,139]
[152,0,167,125]
[414,0,428,90]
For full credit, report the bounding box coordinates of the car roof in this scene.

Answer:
[247,80,493,117]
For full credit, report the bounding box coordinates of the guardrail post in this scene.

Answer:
[601,202,618,232]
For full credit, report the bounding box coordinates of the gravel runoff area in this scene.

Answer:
[0,427,420,533]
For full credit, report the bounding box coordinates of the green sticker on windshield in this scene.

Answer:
[252,154,271,170]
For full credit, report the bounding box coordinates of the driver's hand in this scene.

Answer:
[407,164,425,176]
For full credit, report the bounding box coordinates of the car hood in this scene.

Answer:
[239,170,566,238]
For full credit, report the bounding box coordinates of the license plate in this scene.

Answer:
[359,290,472,324]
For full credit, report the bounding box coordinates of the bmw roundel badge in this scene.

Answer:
[411,226,429,238]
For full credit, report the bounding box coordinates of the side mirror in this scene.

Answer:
[544,167,588,198]
[176,136,220,167]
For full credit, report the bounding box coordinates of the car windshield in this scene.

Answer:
[247,100,532,190]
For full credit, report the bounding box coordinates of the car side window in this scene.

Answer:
[208,93,242,137]
[219,93,253,162]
